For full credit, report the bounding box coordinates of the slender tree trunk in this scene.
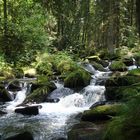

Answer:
[136,0,140,35]
[107,0,115,55]
[3,0,7,36]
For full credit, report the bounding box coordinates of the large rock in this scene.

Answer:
[5,132,33,140]
[122,57,134,66]
[15,105,41,115]
[64,68,91,89]
[81,104,121,122]
[109,60,127,72]
[0,110,7,116]
[0,84,14,101]
[68,121,106,140]
[26,81,56,103]
[7,80,22,92]
[105,75,140,101]
[90,61,105,71]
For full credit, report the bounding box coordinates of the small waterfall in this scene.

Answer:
[82,85,105,107]
[82,63,96,74]
[0,64,112,140]
[59,93,85,107]
[6,83,30,112]
[127,58,140,70]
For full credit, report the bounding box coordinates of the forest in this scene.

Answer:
[0,0,140,140]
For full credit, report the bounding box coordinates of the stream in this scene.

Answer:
[0,63,124,140]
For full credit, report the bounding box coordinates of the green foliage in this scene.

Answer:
[54,52,78,75]
[104,96,140,140]
[0,0,56,65]
[109,61,127,71]
[128,68,140,76]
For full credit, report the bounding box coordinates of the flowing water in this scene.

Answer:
[0,65,112,140]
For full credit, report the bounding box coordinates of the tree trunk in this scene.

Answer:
[136,0,140,35]
[3,0,7,36]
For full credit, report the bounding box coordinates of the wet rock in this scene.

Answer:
[90,61,106,71]
[81,104,121,122]
[7,80,22,92]
[68,121,106,140]
[0,84,14,101]
[122,58,134,66]
[48,87,74,99]
[15,105,41,115]
[52,138,66,140]
[45,98,60,103]
[90,101,106,109]
[5,132,33,140]
[64,68,91,89]
[0,110,7,116]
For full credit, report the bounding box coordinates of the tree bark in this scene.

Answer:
[3,0,7,36]
[136,0,140,35]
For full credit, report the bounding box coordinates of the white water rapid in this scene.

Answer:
[0,64,111,140]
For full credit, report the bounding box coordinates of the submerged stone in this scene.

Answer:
[5,132,34,140]
[68,121,106,140]
[15,105,41,115]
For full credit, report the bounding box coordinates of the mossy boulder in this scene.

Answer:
[26,77,56,103]
[56,60,77,76]
[127,68,140,76]
[64,68,91,89]
[0,84,14,101]
[81,104,121,122]
[68,121,106,140]
[90,61,105,71]
[109,61,127,72]
[105,75,140,87]
[105,87,139,101]
[105,75,140,101]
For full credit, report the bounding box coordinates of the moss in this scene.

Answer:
[57,60,77,75]
[127,68,140,76]
[91,61,105,71]
[105,75,140,87]
[105,87,139,101]
[64,68,91,89]
[81,104,122,122]
[105,75,140,101]
[109,61,127,72]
